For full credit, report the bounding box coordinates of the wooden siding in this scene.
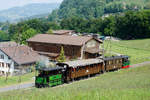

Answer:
[104,58,122,71]
[83,39,101,59]
[67,63,104,81]
[28,42,81,60]
[84,39,100,51]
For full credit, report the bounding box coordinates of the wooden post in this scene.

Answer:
[80,43,85,59]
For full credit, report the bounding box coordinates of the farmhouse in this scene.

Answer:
[27,34,103,60]
[0,45,40,76]
[53,30,75,35]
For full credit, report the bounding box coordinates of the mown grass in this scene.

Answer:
[0,72,34,88]
[0,65,150,100]
[104,39,150,64]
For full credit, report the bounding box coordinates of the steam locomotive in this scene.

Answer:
[35,55,130,88]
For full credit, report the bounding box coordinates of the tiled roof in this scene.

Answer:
[0,41,18,48]
[0,45,40,65]
[27,34,95,46]
[53,30,75,35]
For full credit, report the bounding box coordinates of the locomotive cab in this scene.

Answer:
[35,67,64,88]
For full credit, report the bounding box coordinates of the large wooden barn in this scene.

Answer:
[27,34,102,60]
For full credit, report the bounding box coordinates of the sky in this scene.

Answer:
[0,0,63,11]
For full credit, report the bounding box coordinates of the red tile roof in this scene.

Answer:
[0,41,18,48]
[0,45,40,65]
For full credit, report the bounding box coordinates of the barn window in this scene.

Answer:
[0,55,4,59]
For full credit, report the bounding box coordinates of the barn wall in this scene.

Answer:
[28,42,82,60]
[84,39,100,50]
[83,39,101,59]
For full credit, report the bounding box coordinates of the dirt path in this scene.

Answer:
[0,83,34,93]
[131,61,150,68]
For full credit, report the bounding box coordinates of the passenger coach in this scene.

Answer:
[57,59,104,82]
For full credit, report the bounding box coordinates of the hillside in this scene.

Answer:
[0,3,60,22]
[104,39,150,64]
[48,0,150,20]
[0,64,150,100]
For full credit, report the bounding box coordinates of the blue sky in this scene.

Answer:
[0,0,63,11]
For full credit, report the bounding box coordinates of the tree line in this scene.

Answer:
[61,10,150,39]
[0,9,150,43]
[0,19,60,44]
[48,0,150,21]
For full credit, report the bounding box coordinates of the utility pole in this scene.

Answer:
[102,39,104,58]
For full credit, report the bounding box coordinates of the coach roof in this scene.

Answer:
[59,59,103,68]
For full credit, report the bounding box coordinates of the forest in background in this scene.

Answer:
[48,0,150,21]
[0,0,150,43]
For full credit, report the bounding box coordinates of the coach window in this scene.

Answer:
[72,68,75,72]
[106,61,109,65]
[119,59,122,63]
[109,61,112,65]
[116,60,119,64]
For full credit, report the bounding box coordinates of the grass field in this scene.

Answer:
[0,72,34,88]
[104,39,150,64]
[0,65,150,100]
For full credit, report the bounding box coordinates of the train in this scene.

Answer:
[35,55,130,88]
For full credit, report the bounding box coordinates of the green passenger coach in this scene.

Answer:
[35,67,64,88]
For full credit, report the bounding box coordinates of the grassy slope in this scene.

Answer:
[0,65,150,100]
[104,39,150,64]
[0,72,34,88]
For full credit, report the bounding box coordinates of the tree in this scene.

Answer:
[57,46,66,63]
[0,31,9,41]
[47,29,53,34]
[21,28,37,44]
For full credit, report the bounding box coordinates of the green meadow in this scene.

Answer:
[0,64,150,100]
[104,39,150,64]
[0,72,34,88]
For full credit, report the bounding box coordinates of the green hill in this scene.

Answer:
[48,0,150,21]
[0,64,150,100]
[104,39,150,64]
